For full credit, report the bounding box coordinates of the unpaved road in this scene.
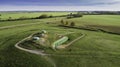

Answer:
[15,32,85,67]
[56,33,85,49]
[65,33,85,47]
[0,22,42,30]
[15,36,56,67]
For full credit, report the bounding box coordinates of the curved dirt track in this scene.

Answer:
[65,33,85,47]
[15,32,85,67]
[15,36,56,67]
[56,33,85,48]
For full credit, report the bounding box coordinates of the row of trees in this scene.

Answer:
[67,12,83,19]
[0,12,83,21]
[0,14,53,21]
[0,14,1,20]
[78,11,120,15]
[35,14,53,19]
[60,20,75,27]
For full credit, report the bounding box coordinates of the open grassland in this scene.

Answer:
[0,12,72,20]
[0,13,120,67]
[62,15,120,34]
[0,17,64,27]
[65,15,120,26]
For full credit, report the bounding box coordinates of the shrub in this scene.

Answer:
[19,16,28,20]
[70,22,75,27]
[49,15,53,18]
[73,14,83,17]
[37,14,48,19]
[67,12,83,19]
[8,17,12,20]
[65,21,68,25]
[60,20,64,25]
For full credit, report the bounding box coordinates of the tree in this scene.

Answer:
[70,22,75,27]
[19,16,27,20]
[67,13,73,19]
[0,14,1,16]
[67,12,83,19]
[70,13,73,16]
[65,21,68,25]
[0,14,1,20]
[73,13,83,17]
[8,17,12,20]
[49,15,53,18]
[60,19,64,25]
[38,14,48,19]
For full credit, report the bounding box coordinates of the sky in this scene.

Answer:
[0,0,120,11]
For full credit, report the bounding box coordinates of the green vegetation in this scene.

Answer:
[0,12,120,67]
[67,12,83,19]
[0,12,71,20]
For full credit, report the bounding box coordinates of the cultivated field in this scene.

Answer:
[0,12,120,67]
[0,12,72,20]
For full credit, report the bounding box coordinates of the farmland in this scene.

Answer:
[0,12,72,20]
[0,12,120,67]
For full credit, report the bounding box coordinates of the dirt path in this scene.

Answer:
[57,33,85,49]
[15,32,85,67]
[0,22,42,30]
[65,33,85,47]
[15,36,56,67]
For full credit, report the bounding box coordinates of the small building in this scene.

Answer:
[33,37,40,40]
[41,30,47,34]
[52,36,69,49]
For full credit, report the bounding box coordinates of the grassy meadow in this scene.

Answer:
[0,12,120,67]
[0,12,72,20]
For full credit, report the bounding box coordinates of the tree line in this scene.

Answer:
[0,14,54,22]
[0,12,83,22]
[60,19,75,27]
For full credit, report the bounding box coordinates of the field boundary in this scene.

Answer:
[59,25,120,35]
[65,33,85,47]
[14,32,85,67]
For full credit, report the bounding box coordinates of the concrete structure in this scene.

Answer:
[52,36,69,49]
[41,30,47,34]
[33,37,40,40]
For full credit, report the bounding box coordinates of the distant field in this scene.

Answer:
[0,12,120,67]
[0,12,72,20]
[62,15,120,34]
[65,15,120,26]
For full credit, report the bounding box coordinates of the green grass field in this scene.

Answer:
[0,12,72,20]
[0,12,120,67]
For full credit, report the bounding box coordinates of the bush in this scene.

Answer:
[49,15,53,18]
[60,20,64,25]
[70,22,75,27]
[37,14,48,19]
[19,16,28,20]
[65,21,68,25]
[67,12,83,19]
[8,17,12,20]
[73,14,83,17]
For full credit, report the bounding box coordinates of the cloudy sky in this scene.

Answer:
[0,0,120,11]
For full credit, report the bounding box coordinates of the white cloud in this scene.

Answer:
[0,0,120,11]
[0,5,120,11]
